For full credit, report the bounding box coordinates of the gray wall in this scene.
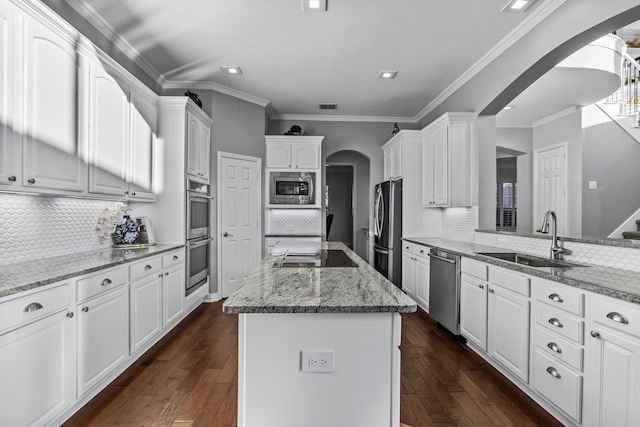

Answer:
[477,116,497,230]
[582,106,640,238]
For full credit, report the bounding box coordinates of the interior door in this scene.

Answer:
[219,154,261,298]
[535,144,567,234]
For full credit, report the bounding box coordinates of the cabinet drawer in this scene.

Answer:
[590,295,640,339]
[162,249,185,269]
[413,245,429,259]
[532,278,583,316]
[534,325,583,372]
[0,283,70,334]
[535,302,584,344]
[461,257,488,281]
[532,348,582,422]
[129,256,162,282]
[77,266,128,302]
[489,266,529,297]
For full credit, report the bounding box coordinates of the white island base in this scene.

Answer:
[237,311,402,427]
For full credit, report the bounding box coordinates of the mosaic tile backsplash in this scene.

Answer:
[0,193,119,265]
[266,208,322,235]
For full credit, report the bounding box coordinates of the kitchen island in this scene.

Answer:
[223,242,416,427]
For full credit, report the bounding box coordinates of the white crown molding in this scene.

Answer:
[163,81,270,107]
[532,105,578,127]
[64,0,163,83]
[270,113,418,123]
[413,0,567,123]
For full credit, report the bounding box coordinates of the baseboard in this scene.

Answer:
[204,292,220,302]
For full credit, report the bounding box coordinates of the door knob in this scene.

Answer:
[223,232,234,237]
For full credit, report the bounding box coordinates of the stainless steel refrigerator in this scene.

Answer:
[373,179,402,288]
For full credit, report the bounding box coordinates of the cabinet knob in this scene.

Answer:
[606,311,629,324]
[547,342,562,354]
[27,178,35,184]
[66,311,74,318]
[488,288,494,294]
[548,318,563,328]
[7,175,16,182]
[132,192,136,196]
[546,367,562,379]
[23,302,43,312]
[590,330,601,339]
[159,274,163,278]
[82,306,89,312]
[478,284,484,289]
[165,272,169,276]
[419,250,424,254]
[124,191,129,195]
[548,293,564,303]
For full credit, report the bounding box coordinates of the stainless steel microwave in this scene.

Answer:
[269,171,315,205]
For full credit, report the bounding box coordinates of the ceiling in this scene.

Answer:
[71,0,540,122]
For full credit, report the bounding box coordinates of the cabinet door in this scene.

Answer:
[0,0,17,188]
[0,310,74,427]
[585,327,640,427]
[383,145,392,181]
[77,286,129,396]
[390,141,402,179]
[488,285,530,383]
[198,124,210,180]
[130,274,162,354]
[163,264,185,327]
[186,111,200,177]
[460,274,488,351]
[21,15,85,192]
[292,143,319,169]
[422,131,434,206]
[415,255,430,312]
[266,142,291,168]
[87,61,129,196]
[129,92,156,199]
[401,251,416,296]
[432,124,449,206]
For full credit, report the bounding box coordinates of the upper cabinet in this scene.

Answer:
[186,109,211,183]
[266,136,322,170]
[382,137,403,180]
[0,0,16,188]
[421,113,475,208]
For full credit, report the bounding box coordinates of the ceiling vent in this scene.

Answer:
[319,103,338,110]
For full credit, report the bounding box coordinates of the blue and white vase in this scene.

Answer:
[112,215,140,245]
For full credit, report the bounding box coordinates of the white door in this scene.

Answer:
[219,153,261,298]
[535,145,567,234]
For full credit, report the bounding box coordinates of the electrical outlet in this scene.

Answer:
[301,350,335,372]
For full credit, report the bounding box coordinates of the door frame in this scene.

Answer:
[216,151,262,298]
[326,162,356,251]
[532,142,567,234]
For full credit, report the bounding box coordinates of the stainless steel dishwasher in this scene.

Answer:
[428,248,461,335]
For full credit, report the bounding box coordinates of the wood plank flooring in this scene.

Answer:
[63,301,562,427]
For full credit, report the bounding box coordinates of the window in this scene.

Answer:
[496,182,517,230]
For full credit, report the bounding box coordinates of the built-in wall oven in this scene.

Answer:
[186,179,212,295]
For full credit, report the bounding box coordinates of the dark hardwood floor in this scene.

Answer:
[63,301,561,427]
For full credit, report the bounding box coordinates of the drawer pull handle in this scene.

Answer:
[606,312,629,324]
[173,255,179,260]
[590,330,601,339]
[144,265,153,270]
[101,278,112,286]
[548,318,563,328]
[548,293,564,303]
[547,342,562,354]
[82,307,89,312]
[23,302,43,312]
[546,367,562,379]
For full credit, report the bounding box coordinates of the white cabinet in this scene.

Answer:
[129,258,163,355]
[401,242,429,311]
[76,280,129,397]
[382,138,403,180]
[128,91,157,200]
[460,271,488,351]
[19,10,85,193]
[186,109,211,182]
[265,136,322,169]
[0,0,17,188]
[585,294,640,427]
[0,282,74,427]
[421,113,474,208]
[162,248,185,327]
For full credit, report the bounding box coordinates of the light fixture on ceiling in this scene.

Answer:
[221,66,243,75]
[303,0,327,12]
[501,0,536,12]
[378,71,398,79]
[502,105,516,110]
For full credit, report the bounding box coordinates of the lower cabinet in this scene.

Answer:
[401,242,430,311]
[460,273,488,351]
[0,284,75,427]
[163,263,185,327]
[76,285,129,397]
[130,274,163,354]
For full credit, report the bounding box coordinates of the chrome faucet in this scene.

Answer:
[537,210,565,260]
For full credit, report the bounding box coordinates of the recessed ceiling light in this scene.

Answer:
[501,0,535,12]
[221,66,243,75]
[303,0,327,11]
[378,71,398,79]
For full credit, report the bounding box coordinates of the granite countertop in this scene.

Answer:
[222,242,417,314]
[403,237,640,305]
[0,244,185,299]
[264,234,323,238]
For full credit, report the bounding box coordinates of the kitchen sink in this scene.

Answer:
[476,252,586,268]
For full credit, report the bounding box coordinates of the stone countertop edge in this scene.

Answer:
[0,244,185,300]
[222,242,417,314]
[402,237,640,305]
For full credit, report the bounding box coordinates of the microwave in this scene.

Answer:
[270,171,316,205]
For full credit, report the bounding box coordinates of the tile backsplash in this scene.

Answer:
[0,194,118,265]
[266,208,322,235]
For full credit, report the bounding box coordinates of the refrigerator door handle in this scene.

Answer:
[374,246,389,255]
[377,188,384,238]
[374,188,383,238]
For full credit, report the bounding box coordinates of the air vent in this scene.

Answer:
[319,103,338,110]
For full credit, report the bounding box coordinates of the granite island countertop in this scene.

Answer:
[0,244,185,299]
[403,237,640,305]
[222,242,417,314]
